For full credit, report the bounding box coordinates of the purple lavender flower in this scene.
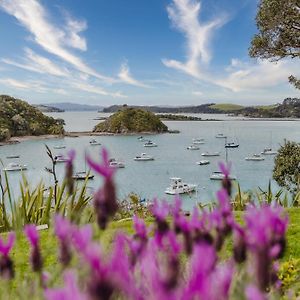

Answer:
[218,162,232,196]
[151,199,170,240]
[45,271,87,300]
[72,224,93,253]
[24,225,43,272]
[0,232,15,279]
[86,148,118,230]
[54,215,73,267]
[245,285,267,300]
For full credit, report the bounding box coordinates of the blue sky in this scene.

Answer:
[0,0,299,106]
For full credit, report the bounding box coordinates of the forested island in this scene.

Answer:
[158,114,203,121]
[94,108,168,134]
[0,95,65,142]
[103,98,300,118]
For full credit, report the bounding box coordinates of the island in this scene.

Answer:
[93,108,168,134]
[158,114,202,121]
[34,104,65,113]
[0,95,65,142]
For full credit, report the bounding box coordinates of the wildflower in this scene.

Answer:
[54,215,73,267]
[219,162,232,196]
[0,232,15,279]
[72,224,93,253]
[151,199,169,239]
[87,148,118,230]
[245,205,288,291]
[232,224,247,263]
[65,150,75,194]
[24,224,43,272]
[245,285,267,300]
[45,271,87,300]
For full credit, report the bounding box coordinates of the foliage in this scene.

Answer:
[158,114,202,121]
[273,141,300,194]
[209,103,245,111]
[0,95,64,142]
[249,0,300,89]
[94,108,168,133]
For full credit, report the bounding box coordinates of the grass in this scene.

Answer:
[210,103,245,111]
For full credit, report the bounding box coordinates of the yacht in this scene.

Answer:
[216,133,227,139]
[245,154,265,161]
[109,158,125,168]
[225,142,239,148]
[89,139,101,146]
[193,138,205,145]
[6,155,20,159]
[134,153,154,161]
[261,148,277,155]
[54,155,68,163]
[144,141,158,147]
[187,145,200,150]
[72,171,94,181]
[4,163,27,172]
[138,136,147,142]
[210,171,237,181]
[165,178,197,195]
[201,152,220,157]
[54,145,66,149]
[196,160,210,166]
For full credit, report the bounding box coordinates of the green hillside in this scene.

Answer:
[0,95,65,142]
[209,103,245,111]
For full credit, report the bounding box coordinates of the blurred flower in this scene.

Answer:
[54,215,73,267]
[24,225,43,272]
[45,271,87,300]
[0,232,15,279]
[65,150,75,194]
[72,224,93,253]
[245,285,267,300]
[87,148,118,230]
[219,162,232,196]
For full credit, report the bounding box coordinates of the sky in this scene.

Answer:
[0,0,299,106]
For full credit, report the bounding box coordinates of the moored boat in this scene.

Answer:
[215,133,227,139]
[72,171,94,180]
[193,138,205,144]
[261,148,277,155]
[165,177,196,195]
[196,160,210,165]
[144,141,157,147]
[187,145,200,150]
[54,155,68,163]
[134,153,154,161]
[53,145,66,149]
[225,142,239,148]
[245,154,265,161]
[201,152,220,157]
[89,139,101,146]
[4,163,27,171]
[109,158,125,168]
[210,171,237,180]
[6,155,20,159]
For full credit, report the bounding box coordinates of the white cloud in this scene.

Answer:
[0,78,47,92]
[215,59,300,92]
[0,0,113,82]
[192,91,203,96]
[69,81,127,98]
[163,0,226,78]
[2,48,69,77]
[118,62,150,88]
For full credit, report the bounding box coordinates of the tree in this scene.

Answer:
[273,141,300,194]
[249,0,300,89]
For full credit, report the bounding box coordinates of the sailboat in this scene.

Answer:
[72,159,94,180]
[261,132,277,155]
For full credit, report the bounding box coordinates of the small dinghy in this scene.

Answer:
[134,153,154,161]
[54,145,66,149]
[144,141,157,147]
[4,163,27,172]
[210,171,237,180]
[196,160,210,166]
[193,138,205,145]
[89,139,101,146]
[245,154,265,161]
[6,155,20,159]
[109,158,125,168]
[54,155,68,163]
[72,172,94,180]
[187,145,200,150]
[261,148,277,155]
[201,152,220,157]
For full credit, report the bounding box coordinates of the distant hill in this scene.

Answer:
[209,103,245,112]
[42,102,104,112]
[0,95,64,142]
[34,104,64,113]
[94,108,168,134]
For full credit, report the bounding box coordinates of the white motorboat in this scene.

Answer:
[54,155,68,163]
[196,160,210,166]
[89,139,101,146]
[54,145,66,149]
[261,148,277,155]
[187,145,200,150]
[6,155,20,159]
[225,142,239,148]
[216,133,227,139]
[210,171,237,181]
[245,154,265,161]
[109,158,125,168]
[201,152,220,157]
[134,153,154,161]
[4,163,27,171]
[193,138,205,144]
[144,141,157,147]
[165,177,197,195]
[72,171,94,180]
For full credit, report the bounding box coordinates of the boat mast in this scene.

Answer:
[225,137,228,163]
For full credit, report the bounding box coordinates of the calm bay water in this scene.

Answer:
[1,111,299,210]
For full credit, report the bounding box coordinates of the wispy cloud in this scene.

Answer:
[215,59,300,92]
[192,90,203,96]
[163,0,226,78]
[0,78,48,92]
[0,0,113,82]
[118,62,151,88]
[2,48,69,77]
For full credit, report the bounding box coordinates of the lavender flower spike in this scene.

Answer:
[0,232,16,279]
